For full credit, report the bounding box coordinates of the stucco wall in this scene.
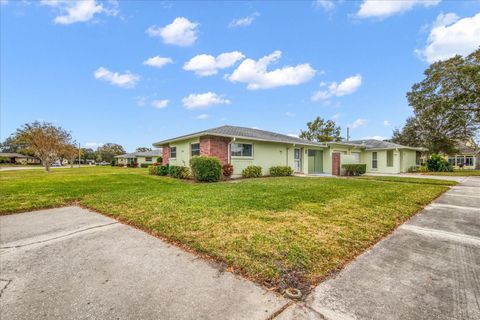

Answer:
[168,138,199,167]
[400,150,417,172]
[230,139,293,176]
[365,150,401,173]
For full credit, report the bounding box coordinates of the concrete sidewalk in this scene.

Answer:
[278,177,480,320]
[0,207,288,320]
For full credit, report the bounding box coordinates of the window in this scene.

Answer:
[448,156,456,165]
[170,147,177,158]
[372,152,378,169]
[191,143,200,156]
[231,143,253,157]
[465,156,474,166]
[456,156,465,166]
[416,151,422,165]
[386,150,394,167]
[145,157,152,162]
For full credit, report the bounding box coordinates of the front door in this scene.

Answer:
[308,150,324,174]
[294,148,301,172]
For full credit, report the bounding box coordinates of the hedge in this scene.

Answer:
[269,166,294,177]
[341,164,366,176]
[242,165,262,178]
[190,156,222,182]
[140,163,150,168]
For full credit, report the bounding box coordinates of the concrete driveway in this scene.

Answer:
[279,177,480,320]
[0,207,287,320]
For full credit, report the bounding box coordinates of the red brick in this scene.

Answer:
[200,135,231,165]
[162,145,170,165]
[332,152,341,176]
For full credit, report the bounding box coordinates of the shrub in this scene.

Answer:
[169,165,190,179]
[342,164,367,176]
[417,165,428,173]
[427,154,453,172]
[157,165,169,176]
[190,156,222,182]
[140,163,149,168]
[269,166,294,177]
[222,164,234,178]
[111,160,116,166]
[156,156,163,163]
[133,162,139,168]
[242,165,262,178]
[148,165,156,175]
[126,163,131,168]
[117,163,124,167]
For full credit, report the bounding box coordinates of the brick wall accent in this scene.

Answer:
[200,135,231,165]
[162,145,170,165]
[332,152,341,176]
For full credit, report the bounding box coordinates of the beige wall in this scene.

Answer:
[168,138,200,167]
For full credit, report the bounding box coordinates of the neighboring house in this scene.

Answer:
[444,141,479,169]
[152,125,425,176]
[115,150,162,166]
[0,152,40,165]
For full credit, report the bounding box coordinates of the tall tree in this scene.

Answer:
[61,144,80,168]
[96,143,125,162]
[14,121,72,171]
[392,49,480,154]
[81,148,96,162]
[136,147,152,152]
[299,116,343,142]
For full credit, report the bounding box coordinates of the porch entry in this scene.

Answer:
[308,150,323,174]
[294,148,302,172]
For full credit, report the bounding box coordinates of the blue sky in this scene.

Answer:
[1,0,479,151]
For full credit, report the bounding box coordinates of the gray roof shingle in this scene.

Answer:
[115,149,162,158]
[347,139,424,150]
[153,125,326,147]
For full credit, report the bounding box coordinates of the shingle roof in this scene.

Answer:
[153,125,325,147]
[115,149,162,158]
[347,139,425,150]
[0,152,33,158]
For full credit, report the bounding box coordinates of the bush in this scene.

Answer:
[342,164,367,176]
[169,165,190,179]
[140,163,149,168]
[269,166,294,177]
[111,160,116,166]
[417,165,428,173]
[133,162,139,168]
[427,154,453,172]
[222,164,234,178]
[117,163,124,167]
[156,156,163,163]
[190,156,222,182]
[157,165,169,176]
[242,165,262,178]
[148,165,156,175]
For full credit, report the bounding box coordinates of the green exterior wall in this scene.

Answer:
[168,138,199,167]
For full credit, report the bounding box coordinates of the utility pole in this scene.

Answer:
[78,142,81,168]
[346,127,350,142]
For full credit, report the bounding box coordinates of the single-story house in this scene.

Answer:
[115,149,162,166]
[152,125,425,176]
[0,152,40,165]
[444,141,479,169]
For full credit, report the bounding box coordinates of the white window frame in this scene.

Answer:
[230,143,253,158]
[191,143,200,157]
[170,146,177,159]
[372,152,378,169]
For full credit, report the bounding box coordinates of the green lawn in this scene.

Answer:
[421,169,480,176]
[0,167,454,292]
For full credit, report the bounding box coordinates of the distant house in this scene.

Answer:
[152,125,425,176]
[114,150,162,166]
[445,141,479,169]
[0,152,40,165]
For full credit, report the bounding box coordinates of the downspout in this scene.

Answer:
[228,137,236,164]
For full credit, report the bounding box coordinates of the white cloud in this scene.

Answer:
[183,51,245,77]
[332,113,341,119]
[94,67,139,88]
[146,17,199,46]
[315,0,335,11]
[360,135,388,140]
[182,92,231,109]
[348,118,367,129]
[285,112,296,118]
[415,12,480,64]
[383,120,392,126]
[229,12,260,27]
[40,0,116,25]
[151,99,169,109]
[228,50,316,90]
[143,56,173,68]
[287,133,299,138]
[356,0,440,19]
[197,114,209,120]
[311,74,362,101]
[84,142,103,149]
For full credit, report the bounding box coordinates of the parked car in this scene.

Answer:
[51,162,62,167]
[96,161,109,166]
